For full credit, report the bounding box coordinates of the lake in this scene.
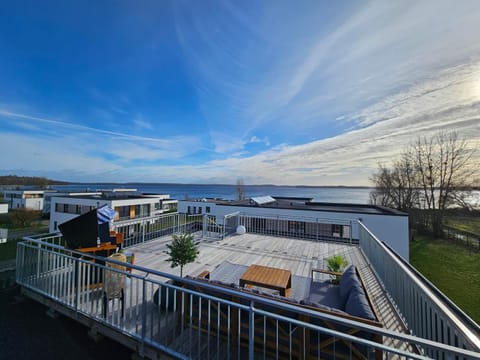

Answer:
[52,184,374,204]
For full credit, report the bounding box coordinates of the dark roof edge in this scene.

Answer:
[305,202,408,216]
[215,201,408,216]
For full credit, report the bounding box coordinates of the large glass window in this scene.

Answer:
[117,206,130,219]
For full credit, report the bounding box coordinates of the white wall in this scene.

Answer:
[0,203,8,214]
[178,200,410,261]
[25,198,44,211]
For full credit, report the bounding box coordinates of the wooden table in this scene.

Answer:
[240,264,292,296]
[76,242,117,257]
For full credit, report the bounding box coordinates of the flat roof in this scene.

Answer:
[215,197,408,216]
[52,194,157,201]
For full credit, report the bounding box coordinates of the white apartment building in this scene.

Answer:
[3,189,56,211]
[178,195,410,261]
[49,191,177,233]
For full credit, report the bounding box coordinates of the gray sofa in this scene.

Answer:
[304,265,377,321]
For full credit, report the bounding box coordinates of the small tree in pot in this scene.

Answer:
[326,255,348,284]
[164,233,199,277]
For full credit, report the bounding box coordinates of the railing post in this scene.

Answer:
[140,276,147,357]
[75,258,80,312]
[249,300,255,359]
[349,220,353,244]
[36,243,41,279]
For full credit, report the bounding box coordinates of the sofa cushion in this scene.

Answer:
[300,299,348,315]
[339,265,362,305]
[344,286,375,321]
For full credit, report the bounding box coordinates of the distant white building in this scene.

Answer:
[3,189,56,211]
[49,190,177,233]
[0,203,8,214]
[178,196,410,261]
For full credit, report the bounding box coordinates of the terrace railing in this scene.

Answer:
[113,213,203,248]
[238,214,354,244]
[16,236,480,360]
[358,221,480,357]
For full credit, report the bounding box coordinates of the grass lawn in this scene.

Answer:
[410,235,480,324]
[0,240,19,261]
[445,216,480,235]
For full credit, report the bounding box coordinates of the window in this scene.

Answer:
[288,221,305,234]
[76,205,81,214]
[54,221,57,231]
[193,206,196,214]
[198,207,202,214]
[117,206,130,219]
[332,224,343,237]
[187,206,191,214]
[206,206,210,213]
[64,204,69,213]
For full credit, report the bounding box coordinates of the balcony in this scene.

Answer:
[15,213,480,359]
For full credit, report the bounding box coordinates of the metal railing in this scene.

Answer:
[113,213,203,248]
[358,222,480,357]
[239,213,354,243]
[16,236,480,360]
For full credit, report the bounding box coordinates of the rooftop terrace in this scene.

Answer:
[16,213,480,359]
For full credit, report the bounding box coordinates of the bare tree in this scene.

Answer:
[9,209,41,228]
[412,131,476,236]
[370,153,419,211]
[236,178,246,201]
[371,131,476,236]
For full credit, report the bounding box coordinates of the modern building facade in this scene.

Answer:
[178,196,410,261]
[49,190,177,233]
[3,189,55,211]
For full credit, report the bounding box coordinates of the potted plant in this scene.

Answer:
[326,255,348,284]
[164,233,199,277]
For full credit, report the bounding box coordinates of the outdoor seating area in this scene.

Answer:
[176,261,383,359]
[191,261,380,323]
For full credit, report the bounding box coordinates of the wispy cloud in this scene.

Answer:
[0,109,204,167]
[174,1,480,144]
[249,136,270,146]
[134,115,154,130]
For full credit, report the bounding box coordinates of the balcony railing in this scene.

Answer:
[358,221,480,357]
[16,232,480,359]
[112,213,203,248]
[17,214,480,359]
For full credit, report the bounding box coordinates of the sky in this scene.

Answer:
[1,0,479,186]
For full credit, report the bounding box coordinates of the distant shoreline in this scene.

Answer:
[63,182,374,189]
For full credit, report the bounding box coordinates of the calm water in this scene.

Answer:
[51,184,373,204]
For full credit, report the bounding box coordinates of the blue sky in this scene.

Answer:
[1,0,479,185]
